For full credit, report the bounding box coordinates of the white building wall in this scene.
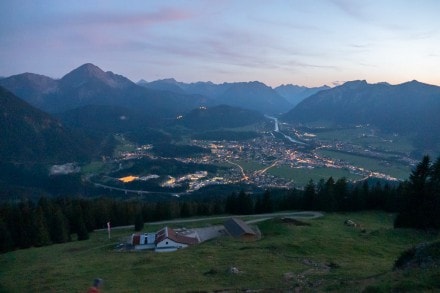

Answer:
[155,237,188,251]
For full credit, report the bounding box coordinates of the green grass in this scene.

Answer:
[317,149,411,179]
[233,160,265,172]
[113,134,137,157]
[268,165,362,185]
[313,127,415,154]
[81,161,110,174]
[234,159,363,186]
[1,212,439,292]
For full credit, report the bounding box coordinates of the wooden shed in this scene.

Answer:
[224,218,257,241]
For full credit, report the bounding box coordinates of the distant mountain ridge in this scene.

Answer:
[0,64,208,116]
[0,86,92,163]
[282,80,440,150]
[215,81,290,114]
[139,79,315,114]
[1,64,328,117]
[176,104,265,131]
[274,84,330,106]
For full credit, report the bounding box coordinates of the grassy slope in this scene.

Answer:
[1,212,439,292]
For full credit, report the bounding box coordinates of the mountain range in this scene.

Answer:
[282,80,440,150]
[1,64,329,119]
[138,79,297,114]
[2,63,440,162]
[0,64,209,116]
[138,79,331,110]
[274,84,330,106]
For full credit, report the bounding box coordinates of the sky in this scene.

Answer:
[1,0,439,87]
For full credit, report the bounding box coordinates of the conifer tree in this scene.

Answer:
[321,177,336,212]
[134,210,144,231]
[303,180,316,210]
[237,190,253,214]
[50,206,70,243]
[76,214,89,241]
[33,207,51,247]
[180,202,192,218]
[0,219,14,252]
[225,192,238,214]
[395,155,440,229]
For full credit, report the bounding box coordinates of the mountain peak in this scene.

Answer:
[62,63,105,81]
[76,63,104,74]
[342,80,368,86]
[61,63,133,89]
[159,78,178,83]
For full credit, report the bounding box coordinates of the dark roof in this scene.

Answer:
[155,226,199,245]
[224,218,256,238]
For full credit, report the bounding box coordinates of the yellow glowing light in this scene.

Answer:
[118,175,139,183]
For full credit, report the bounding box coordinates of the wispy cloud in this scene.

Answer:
[76,8,192,27]
[329,0,371,21]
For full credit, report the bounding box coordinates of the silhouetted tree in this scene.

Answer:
[33,207,51,247]
[16,200,34,248]
[334,178,348,211]
[262,190,274,213]
[320,177,336,212]
[303,180,316,210]
[225,192,238,214]
[180,202,192,218]
[0,219,14,252]
[50,206,70,243]
[395,155,440,229]
[237,190,253,214]
[134,209,144,231]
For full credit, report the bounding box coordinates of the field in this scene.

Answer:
[1,212,439,292]
[317,149,411,180]
[234,159,363,186]
[311,126,415,155]
[268,165,362,186]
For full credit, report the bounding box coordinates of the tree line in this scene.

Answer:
[1,155,439,253]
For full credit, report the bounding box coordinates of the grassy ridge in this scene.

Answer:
[1,212,439,292]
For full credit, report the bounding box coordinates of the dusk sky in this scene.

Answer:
[1,0,439,87]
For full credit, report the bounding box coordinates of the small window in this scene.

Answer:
[166,241,168,245]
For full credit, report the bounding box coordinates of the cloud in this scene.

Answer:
[90,8,190,26]
[30,7,192,32]
[329,0,371,22]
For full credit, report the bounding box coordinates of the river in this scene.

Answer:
[265,115,305,145]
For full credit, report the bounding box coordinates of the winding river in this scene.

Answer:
[265,115,305,145]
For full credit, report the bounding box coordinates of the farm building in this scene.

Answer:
[131,233,156,250]
[224,218,258,241]
[131,226,199,252]
[155,226,199,252]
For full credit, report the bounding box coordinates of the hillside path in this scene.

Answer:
[97,211,323,231]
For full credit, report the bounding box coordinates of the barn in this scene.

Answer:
[224,218,257,241]
[131,226,199,252]
[154,226,199,252]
